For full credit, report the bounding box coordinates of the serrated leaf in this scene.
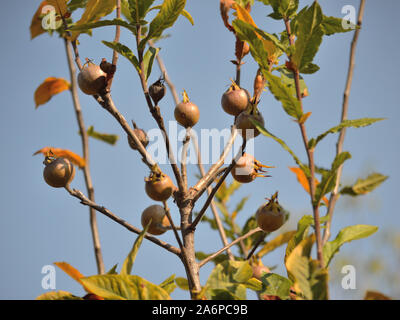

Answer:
[251,120,309,176]
[142,46,159,80]
[309,118,385,149]
[291,2,323,73]
[175,277,189,291]
[262,71,302,119]
[340,173,388,196]
[86,126,119,145]
[323,225,378,267]
[80,274,170,300]
[34,77,70,108]
[256,231,296,258]
[34,147,85,168]
[102,41,140,73]
[120,220,150,276]
[36,290,82,300]
[68,18,136,33]
[159,274,177,294]
[141,0,186,48]
[70,0,116,41]
[321,15,358,36]
[259,273,293,300]
[314,152,351,206]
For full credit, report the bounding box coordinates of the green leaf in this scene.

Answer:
[142,46,159,80]
[232,19,269,70]
[86,126,119,145]
[205,260,252,300]
[244,278,263,291]
[321,15,358,36]
[323,225,378,267]
[149,5,194,25]
[259,273,293,300]
[309,118,385,149]
[285,215,313,262]
[269,0,299,20]
[175,277,189,291]
[80,274,170,300]
[102,41,140,73]
[314,152,351,206]
[340,173,388,196]
[291,2,324,73]
[262,71,302,119]
[127,0,156,23]
[207,289,242,300]
[195,251,230,266]
[277,66,308,94]
[256,0,270,5]
[68,18,136,33]
[141,0,186,48]
[300,62,320,74]
[68,0,89,13]
[36,291,82,300]
[251,119,309,176]
[120,220,150,276]
[257,231,296,258]
[159,274,177,294]
[107,264,118,274]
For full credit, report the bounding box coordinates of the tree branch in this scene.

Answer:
[181,128,191,192]
[198,227,262,268]
[65,186,181,256]
[323,0,366,245]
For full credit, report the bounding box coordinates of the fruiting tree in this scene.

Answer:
[32,0,387,300]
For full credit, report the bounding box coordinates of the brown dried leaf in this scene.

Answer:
[30,1,50,40]
[34,77,70,108]
[34,147,85,168]
[220,0,235,33]
[364,290,392,300]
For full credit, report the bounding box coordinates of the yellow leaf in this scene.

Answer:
[256,231,296,258]
[298,112,312,124]
[30,1,50,40]
[289,167,329,206]
[70,0,116,41]
[34,77,70,108]
[34,147,86,168]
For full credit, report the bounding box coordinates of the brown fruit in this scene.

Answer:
[221,83,250,116]
[252,265,271,280]
[141,205,170,235]
[149,78,166,105]
[235,106,265,139]
[174,90,199,128]
[127,128,149,150]
[145,170,175,201]
[43,157,75,188]
[256,192,285,232]
[77,62,107,95]
[231,153,272,183]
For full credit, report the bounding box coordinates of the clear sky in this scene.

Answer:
[0,0,399,300]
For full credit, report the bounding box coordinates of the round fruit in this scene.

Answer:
[77,62,107,95]
[43,157,75,188]
[145,170,175,201]
[252,264,271,280]
[231,153,272,183]
[141,204,170,235]
[149,78,166,105]
[221,82,250,116]
[127,128,149,150]
[235,106,265,139]
[256,192,285,232]
[174,90,200,128]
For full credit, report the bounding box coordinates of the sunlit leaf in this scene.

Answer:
[175,277,189,291]
[364,290,392,300]
[322,15,358,36]
[36,290,82,300]
[102,41,140,73]
[340,173,388,196]
[34,77,70,108]
[68,18,136,33]
[159,274,177,294]
[142,47,159,80]
[86,126,119,145]
[34,147,85,168]
[30,1,51,39]
[149,5,194,25]
[256,230,296,258]
[259,273,292,300]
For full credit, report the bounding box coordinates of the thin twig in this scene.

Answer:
[163,201,184,251]
[65,186,181,256]
[112,0,121,66]
[323,0,366,245]
[284,18,324,268]
[181,128,191,192]
[246,232,266,260]
[64,39,105,275]
[198,227,262,268]
[191,133,235,260]
[191,140,247,230]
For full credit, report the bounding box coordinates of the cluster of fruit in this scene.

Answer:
[42,61,285,237]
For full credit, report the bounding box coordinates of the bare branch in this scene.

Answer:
[163,201,184,251]
[323,0,366,244]
[181,128,191,192]
[198,227,262,268]
[65,186,181,256]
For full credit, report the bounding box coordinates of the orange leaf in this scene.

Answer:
[54,262,92,293]
[298,112,312,124]
[47,0,68,17]
[33,147,86,168]
[34,77,70,108]
[30,1,50,40]
[289,167,329,206]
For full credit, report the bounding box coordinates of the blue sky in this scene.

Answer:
[0,0,399,300]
